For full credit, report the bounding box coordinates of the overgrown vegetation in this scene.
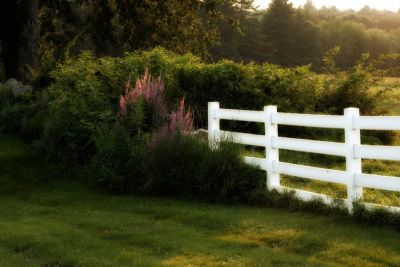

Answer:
[0,48,398,234]
[1,135,400,267]
[146,135,265,203]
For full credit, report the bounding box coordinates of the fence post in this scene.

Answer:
[208,102,220,149]
[265,105,279,191]
[344,107,363,213]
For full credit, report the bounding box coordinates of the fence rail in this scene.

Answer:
[208,102,400,213]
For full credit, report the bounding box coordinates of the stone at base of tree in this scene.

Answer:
[4,78,33,96]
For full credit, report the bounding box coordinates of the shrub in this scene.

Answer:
[145,134,265,203]
[0,47,392,180]
[318,61,384,115]
[90,122,148,194]
[43,48,385,131]
[119,69,167,132]
[91,71,195,193]
[41,52,116,162]
[173,61,266,126]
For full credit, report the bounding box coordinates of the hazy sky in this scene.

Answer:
[254,0,400,11]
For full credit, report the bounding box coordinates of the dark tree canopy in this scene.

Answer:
[83,0,227,57]
[2,0,400,81]
[0,0,28,80]
[261,0,320,67]
[0,0,233,82]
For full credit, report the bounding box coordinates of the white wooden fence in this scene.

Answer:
[208,102,400,213]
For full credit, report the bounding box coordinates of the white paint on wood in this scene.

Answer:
[208,102,400,213]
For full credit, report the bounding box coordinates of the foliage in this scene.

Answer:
[210,0,400,72]
[0,48,388,154]
[6,0,400,82]
[167,98,194,134]
[90,122,148,194]
[322,46,340,74]
[260,0,320,67]
[145,134,265,203]
[83,0,229,58]
[173,60,266,125]
[0,48,393,199]
[119,69,167,131]
[40,52,116,162]
[372,53,400,76]
[318,55,385,115]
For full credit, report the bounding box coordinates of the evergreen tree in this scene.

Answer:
[261,0,295,66]
[261,0,320,67]
[209,0,265,62]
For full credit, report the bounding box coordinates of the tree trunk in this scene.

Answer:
[0,0,19,79]
[17,0,39,83]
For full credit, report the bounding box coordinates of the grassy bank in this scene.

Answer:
[1,135,400,266]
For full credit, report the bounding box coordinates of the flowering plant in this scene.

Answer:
[118,69,194,144]
[119,69,165,115]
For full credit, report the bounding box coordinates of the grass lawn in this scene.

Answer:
[1,136,400,266]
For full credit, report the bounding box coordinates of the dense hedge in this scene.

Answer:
[43,47,386,128]
[0,48,391,162]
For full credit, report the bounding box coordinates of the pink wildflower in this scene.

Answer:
[119,68,167,120]
[168,97,194,134]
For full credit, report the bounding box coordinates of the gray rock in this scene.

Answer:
[4,78,33,96]
[5,78,21,90]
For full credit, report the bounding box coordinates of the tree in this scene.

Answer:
[322,46,340,73]
[261,0,295,66]
[0,0,233,82]
[261,0,320,67]
[321,20,368,69]
[303,0,318,21]
[17,0,39,82]
[209,0,266,62]
[0,0,39,82]
[83,0,229,57]
[0,0,20,79]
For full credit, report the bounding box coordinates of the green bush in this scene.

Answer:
[41,52,116,162]
[173,61,266,125]
[0,47,391,174]
[145,134,265,203]
[318,63,384,115]
[90,122,148,194]
[44,48,384,130]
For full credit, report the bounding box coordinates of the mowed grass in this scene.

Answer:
[1,136,400,266]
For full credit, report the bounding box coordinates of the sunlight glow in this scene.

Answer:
[254,0,400,11]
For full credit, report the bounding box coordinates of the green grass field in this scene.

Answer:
[1,135,400,266]
[373,77,400,115]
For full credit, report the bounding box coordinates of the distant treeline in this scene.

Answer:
[211,0,400,72]
[1,0,400,83]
